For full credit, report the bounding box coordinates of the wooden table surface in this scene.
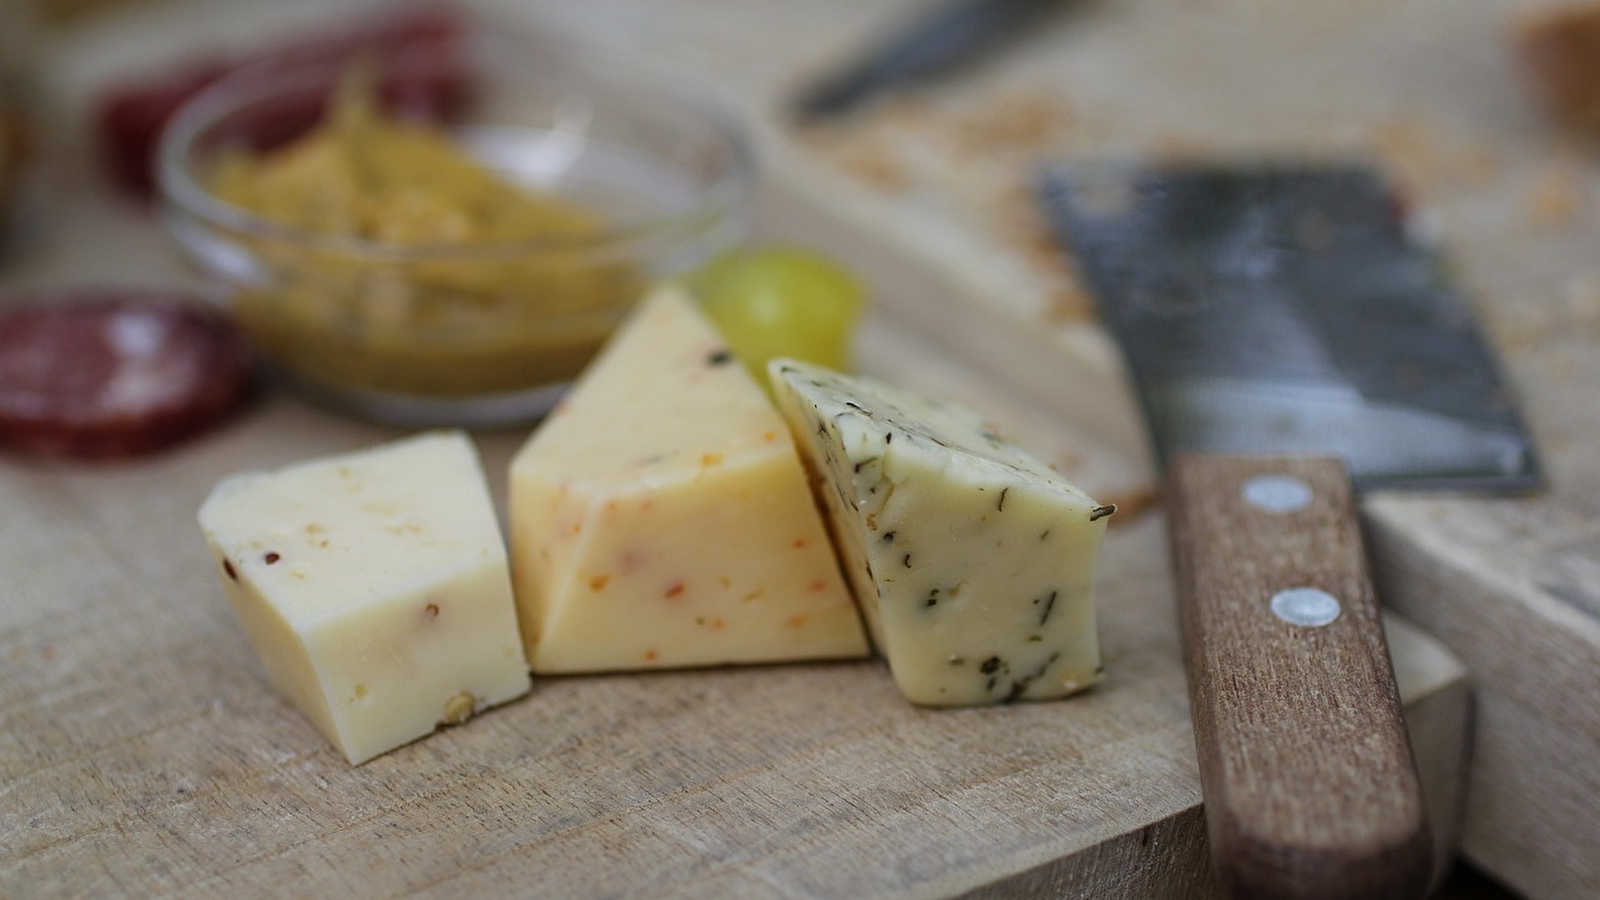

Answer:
[3,0,1596,898]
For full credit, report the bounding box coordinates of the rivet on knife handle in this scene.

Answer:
[1166,454,1432,900]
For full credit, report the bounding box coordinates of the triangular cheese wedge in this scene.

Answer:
[770,358,1111,707]
[508,287,869,672]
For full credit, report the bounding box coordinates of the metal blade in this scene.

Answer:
[1037,162,1541,492]
[791,0,1064,121]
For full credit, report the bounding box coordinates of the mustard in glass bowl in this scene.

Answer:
[158,32,753,426]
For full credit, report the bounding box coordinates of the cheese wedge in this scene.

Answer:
[508,287,869,672]
[198,431,530,765]
[769,358,1111,706]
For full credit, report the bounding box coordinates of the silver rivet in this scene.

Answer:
[1241,474,1313,513]
[1270,587,1342,627]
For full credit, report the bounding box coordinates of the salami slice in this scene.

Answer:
[0,291,253,459]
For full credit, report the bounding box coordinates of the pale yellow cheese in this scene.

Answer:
[770,359,1110,707]
[197,431,530,765]
[507,286,869,672]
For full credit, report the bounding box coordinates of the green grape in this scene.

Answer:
[690,245,866,383]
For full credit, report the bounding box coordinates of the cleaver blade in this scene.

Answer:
[1038,162,1539,492]
[1038,162,1540,899]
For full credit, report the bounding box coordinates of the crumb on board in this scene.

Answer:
[1525,164,1586,228]
[791,86,1094,325]
[1369,119,1504,192]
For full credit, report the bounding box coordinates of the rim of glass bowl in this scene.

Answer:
[155,41,756,264]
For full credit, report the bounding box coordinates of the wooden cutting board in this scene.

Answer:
[0,228,1468,900]
[0,0,1492,897]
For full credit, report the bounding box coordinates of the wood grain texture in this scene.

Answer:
[1363,495,1600,900]
[1165,455,1431,900]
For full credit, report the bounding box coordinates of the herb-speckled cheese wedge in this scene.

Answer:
[197,431,531,765]
[769,358,1113,706]
[507,287,869,672]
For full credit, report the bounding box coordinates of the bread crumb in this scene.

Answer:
[1527,165,1583,227]
[791,85,1093,324]
[838,145,911,192]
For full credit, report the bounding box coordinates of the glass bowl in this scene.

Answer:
[157,31,753,427]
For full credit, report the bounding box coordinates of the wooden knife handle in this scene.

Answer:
[1166,454,1432,900]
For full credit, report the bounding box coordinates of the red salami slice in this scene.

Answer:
[0,291,253,459]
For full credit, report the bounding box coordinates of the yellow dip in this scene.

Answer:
[208,79,640,398]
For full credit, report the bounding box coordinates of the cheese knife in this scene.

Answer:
[1037,162,1539,899]
[791,0,1066,121]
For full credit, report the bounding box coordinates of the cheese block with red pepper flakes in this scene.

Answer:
[769,358,1112,707]
[507,286,869,672]
[198,430,530,765]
